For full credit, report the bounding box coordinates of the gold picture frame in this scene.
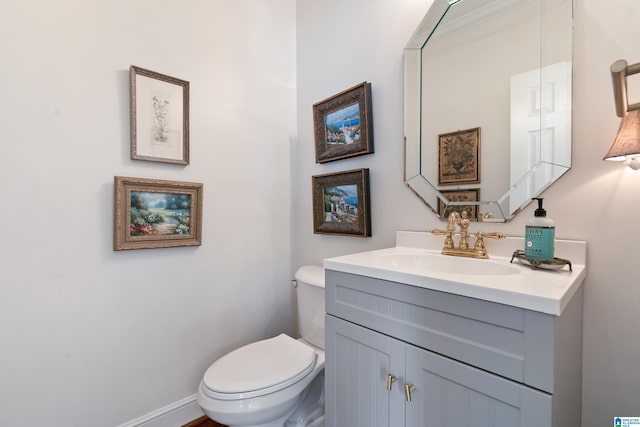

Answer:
[114,176,203,250]
[438,127,480,185]
[438,188,480,221]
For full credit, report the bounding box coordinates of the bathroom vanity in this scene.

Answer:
[323,232,586,427]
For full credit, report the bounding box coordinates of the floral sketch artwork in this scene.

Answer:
[135,74,183,161]
[152,96,170,143]
[130,66,189,164]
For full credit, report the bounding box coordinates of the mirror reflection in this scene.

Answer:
[404,0,573,222]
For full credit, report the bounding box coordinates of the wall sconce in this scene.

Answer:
[604,59,640,169]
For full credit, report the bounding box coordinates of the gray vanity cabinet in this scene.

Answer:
[325,315,405,426]
[404,344,552,426]
[325,270,583,427]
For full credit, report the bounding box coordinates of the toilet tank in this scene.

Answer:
[294,265,325,350]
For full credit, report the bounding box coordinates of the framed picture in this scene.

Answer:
[438,188,480,221]
[312,168,371,237]
[438,127,480,185]
[130,65,190,165]
[114,176,203,250]
[313,82,374,163]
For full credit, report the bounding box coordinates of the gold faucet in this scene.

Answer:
[431,211,505,259]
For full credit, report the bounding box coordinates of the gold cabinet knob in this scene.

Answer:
[386,374,397,391]
[404,383,416,402]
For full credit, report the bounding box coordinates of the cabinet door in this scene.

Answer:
[325,315,405,427]
[405,345,553,427]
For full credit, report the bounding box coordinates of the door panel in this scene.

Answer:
[325,315,405,427]
[405,345,552,427]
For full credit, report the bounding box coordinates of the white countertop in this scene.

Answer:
[323,231,587,316]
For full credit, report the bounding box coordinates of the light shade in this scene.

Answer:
[603,109,640,169]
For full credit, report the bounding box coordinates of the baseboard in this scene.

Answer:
[116,394,205,427]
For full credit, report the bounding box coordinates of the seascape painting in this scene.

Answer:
[130,191,191,237]
[325,103,361,146]
[312,168,370,237]
[324,184,359,223]
[313,82,373,163]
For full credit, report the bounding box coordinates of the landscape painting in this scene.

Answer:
[323,184,359,223]
[130,192,192,237]
[325,103,361,146]
[312,168,371,237]
[114,176,203,250]
[313,82,374,163]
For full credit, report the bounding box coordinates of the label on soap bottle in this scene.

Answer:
[525,226,555,260]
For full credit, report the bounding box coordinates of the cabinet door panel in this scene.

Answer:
[405,345,552,427]
[325,315,405,427]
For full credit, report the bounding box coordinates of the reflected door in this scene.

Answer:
[509,61,571,212]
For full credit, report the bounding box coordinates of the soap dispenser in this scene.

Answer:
[524,198,555,260]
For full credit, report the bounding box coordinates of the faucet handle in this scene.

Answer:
[471,231,505,258]
[431,228,454,249]
[476,232,505,240]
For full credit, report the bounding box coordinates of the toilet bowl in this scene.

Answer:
[197,266,325,427]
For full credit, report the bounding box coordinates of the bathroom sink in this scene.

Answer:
[377,252,521,276]
[322,232,587,315]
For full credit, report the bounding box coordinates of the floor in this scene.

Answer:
[181,415,226,427]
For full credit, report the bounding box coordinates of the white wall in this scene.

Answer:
[295,0,640,426]
[294,0,432,263]
[2,0,638,425]
[0,1,296,426]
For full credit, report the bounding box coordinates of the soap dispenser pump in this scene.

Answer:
[524,198,555,260]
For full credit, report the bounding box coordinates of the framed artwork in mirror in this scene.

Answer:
[313,82,374,163]
[114,176,203,250]
[438,188,479,221]
[438,127,480,185]
[130,65,190,165]
[312,168,371,237]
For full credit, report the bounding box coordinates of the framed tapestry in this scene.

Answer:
[438,127,480,185]
[438,188,480,221]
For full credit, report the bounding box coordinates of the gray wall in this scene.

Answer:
[294,0,640,426]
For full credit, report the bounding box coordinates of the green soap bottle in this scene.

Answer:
[524,198,555,260]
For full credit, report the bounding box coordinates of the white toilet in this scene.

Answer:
[197,266,326,427]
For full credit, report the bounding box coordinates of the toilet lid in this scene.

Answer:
[203,334,316,396]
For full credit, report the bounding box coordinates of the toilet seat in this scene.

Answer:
[202,334,316,401]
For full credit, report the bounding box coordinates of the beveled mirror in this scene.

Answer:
[404,0,573,222]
